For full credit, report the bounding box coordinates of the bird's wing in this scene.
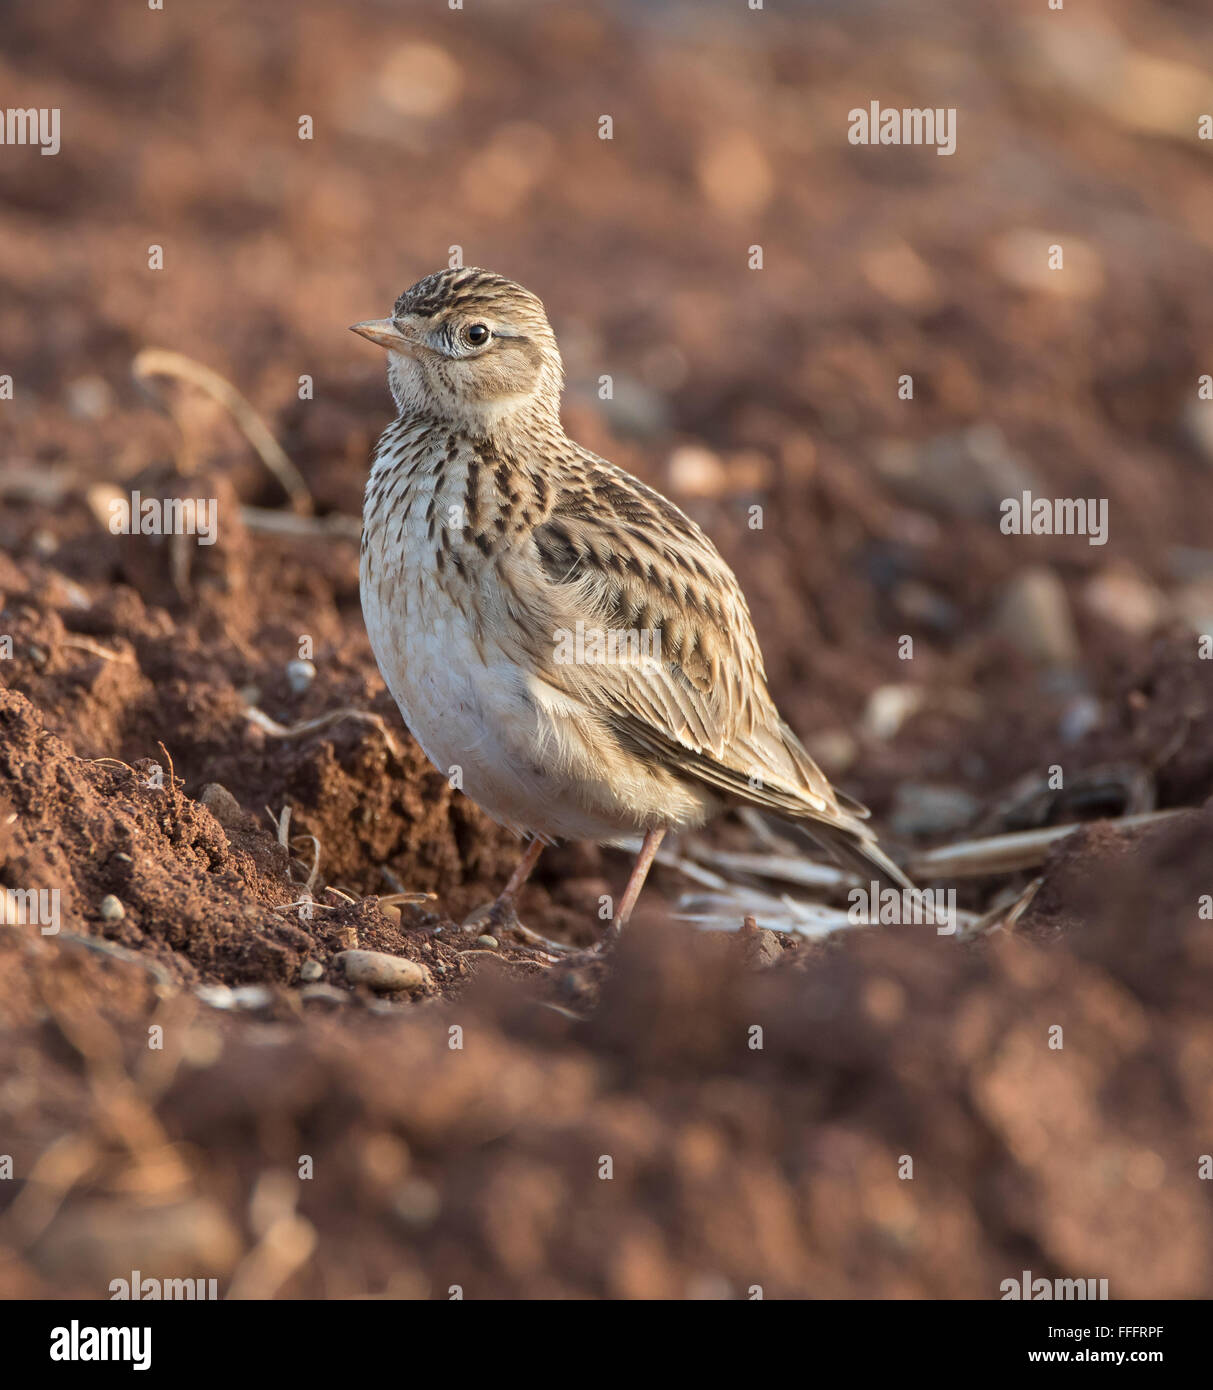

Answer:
[500,456,846,823]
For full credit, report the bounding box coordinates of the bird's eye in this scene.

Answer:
[465,323,490,347]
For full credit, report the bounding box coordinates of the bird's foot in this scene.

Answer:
[461,899,581,958]
[461,897,522,937]
[554,919,622,968]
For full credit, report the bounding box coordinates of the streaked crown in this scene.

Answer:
[394,267,552,338]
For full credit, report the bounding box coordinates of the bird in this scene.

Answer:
[351,267,911,943]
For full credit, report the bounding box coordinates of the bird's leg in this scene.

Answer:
[495,835,545,914]
[462,836,544,935]
[608,827,666,936]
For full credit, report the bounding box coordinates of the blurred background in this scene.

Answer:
[2,0,1213,1300]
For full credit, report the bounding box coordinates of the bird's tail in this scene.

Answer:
[773,718,915,892]
[799,816,915,892]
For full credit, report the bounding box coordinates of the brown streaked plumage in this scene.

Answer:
[352,267,911,939]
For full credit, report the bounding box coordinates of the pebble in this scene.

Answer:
[195,984,274,1011]
[392,1179,441,1228]
[99,894,125,921]
[65,375,115,421]
[876,424,1040,520]
[285,658,316,694]
[199,783,243,828]
[667,445,728,498]
[861,239,940,311]
[1081,568,1168,636]
[300,983,349,1006]
[335,949,432,993]
[695,130,773,217]
[84,481,125,529]
[475,934,499,950]
[299,959,324,982]
[803,729,857,774]
[376,41,461,119]
[1059,693,1102,744]
[1035,23,1209,144]
[988,228,1104,299]
[863,685,924,741]
[994,567,1079,668]
[889,784,981,838]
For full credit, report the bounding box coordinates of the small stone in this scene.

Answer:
[475,934,499,950]
[1059,694,1101,744]
[667,445,728,499]
[285,658,316,694]
[989,229,1103,299]
[380,903,402,925]
[99,894,125,921]
[802,729,857,775]
[335,949,432,993]
[300,983,349,1006]
[199,783,243,828]
[195,984,274,1011]
[861,240,940,311]
[876,424,1040,520]
[84,482,125,530]
[65,375,114,421]
[392,1179,441,1228]
[863,685,924,741]
[299,959,324,982]
[1082,567,1168,636]
[376,41,462,119]
[695,130,773,217]
[889,784,981,838]
[994,568,1079,668]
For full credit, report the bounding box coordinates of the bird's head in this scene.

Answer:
[351,268,564,434]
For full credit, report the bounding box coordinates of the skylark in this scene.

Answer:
[352,268,910,939]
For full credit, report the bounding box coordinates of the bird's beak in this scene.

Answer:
[349,318,416,353]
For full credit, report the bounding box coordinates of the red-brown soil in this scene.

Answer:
[2,0,1212,1299]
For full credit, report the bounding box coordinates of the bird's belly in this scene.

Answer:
[360,540,615,840]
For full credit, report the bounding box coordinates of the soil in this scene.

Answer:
[2,0,1213,1298]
